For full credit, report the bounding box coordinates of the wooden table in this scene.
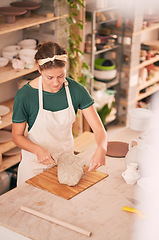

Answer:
[0,127,141,240]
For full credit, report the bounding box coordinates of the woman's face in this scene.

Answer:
[40,66,67,93]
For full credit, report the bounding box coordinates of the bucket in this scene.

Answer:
[128,108,152,131]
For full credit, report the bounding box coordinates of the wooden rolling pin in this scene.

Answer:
[20,206,92,237]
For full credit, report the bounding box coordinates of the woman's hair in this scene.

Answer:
[35,41,67,71]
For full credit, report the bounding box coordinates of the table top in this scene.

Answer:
[0,127,141,240]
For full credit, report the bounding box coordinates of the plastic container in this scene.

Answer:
[129,108,152,131]
[0,171,12,195]
[95,58,116,71]
[94,68,117,80]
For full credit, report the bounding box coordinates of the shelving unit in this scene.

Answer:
[86,4,119,92]
[118,2,159,125]
[0,6,67,172]
[85,3,120,125]
[0,13,67,35]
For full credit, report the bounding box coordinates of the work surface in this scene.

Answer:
[0,127,141,240]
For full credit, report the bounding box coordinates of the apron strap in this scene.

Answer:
[64,80,74,110]
[38,76,43,109]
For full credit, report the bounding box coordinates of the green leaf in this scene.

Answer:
[77,23,83,29]
[82,62,89,69]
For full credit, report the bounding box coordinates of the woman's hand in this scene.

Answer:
[88,146,106,171]
[35,146,56,165]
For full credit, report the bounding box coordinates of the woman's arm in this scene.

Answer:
[12,122,55,165]
[82,105,108,171]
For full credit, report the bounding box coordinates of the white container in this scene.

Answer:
[18,39,37,49]
[129,108,152,131]
[0,57,9,68]
[0,171,12,195]
[2,45,20,60]
[122,163,140,185]
[19,48,37,68]
[94,68,117,80]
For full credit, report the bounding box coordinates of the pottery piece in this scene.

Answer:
[0,7,27,23]
[3,147,21,157]
[12,59,25,71]
[18,39,37,49]
[0,130,12,144]
[10,1,41,17]
[122,163,140,185]
[0,57,9,68]
[2,45,20,61]
[19,48,37,68]
[0,105,10,117]
[125,137,151,177]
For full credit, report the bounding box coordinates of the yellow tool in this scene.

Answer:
[123,206,146,219]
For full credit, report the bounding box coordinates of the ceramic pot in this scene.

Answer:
[122,163,140,185]
[125,137,151,177]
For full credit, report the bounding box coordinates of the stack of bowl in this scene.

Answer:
[94,58,117,82]
[2,45,20,61]
[18,39,37,68]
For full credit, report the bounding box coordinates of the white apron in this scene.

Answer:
[17,76,76,186]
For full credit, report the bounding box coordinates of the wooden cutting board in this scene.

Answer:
[26,166,108,200]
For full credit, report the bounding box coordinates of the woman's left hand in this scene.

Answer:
[88,146,106,171]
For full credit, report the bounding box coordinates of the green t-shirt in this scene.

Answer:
[12,77,94,131]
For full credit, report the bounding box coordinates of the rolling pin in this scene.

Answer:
[20,206,92,237]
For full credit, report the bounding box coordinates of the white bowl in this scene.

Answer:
[129,108,152,131]
[0,57,9,68]
[19,48,37,65]
[18,39,37,49]
[2,45,20,60]
[94,68,117,80]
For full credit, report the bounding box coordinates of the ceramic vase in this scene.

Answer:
[122,163,140,185]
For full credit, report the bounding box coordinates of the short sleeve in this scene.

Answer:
[78,85,94,110]
[12,90,28,123]
[67,77,94,113]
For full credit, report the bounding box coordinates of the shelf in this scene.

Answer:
[95,45,118,55]
[122,55,159,72]
[0,154,20,173]
[133,22,159,36]
[0,141,16,155]
[138,75,159,91]
[0,63,37,84]
[114,22,159,37]
[137,83,159,101]
[0,13,67,35]
[0,99,14,130]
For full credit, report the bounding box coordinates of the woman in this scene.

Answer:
[12,41,107,186]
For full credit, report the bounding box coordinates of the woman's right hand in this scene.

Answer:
[36,146,55,165]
